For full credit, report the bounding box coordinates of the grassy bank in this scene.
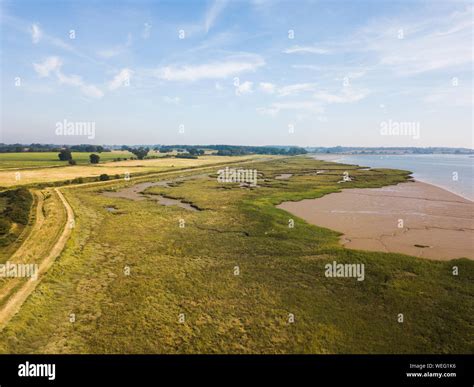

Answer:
[0,188,33,258]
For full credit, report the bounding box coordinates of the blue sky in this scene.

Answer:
[1,0,472,147]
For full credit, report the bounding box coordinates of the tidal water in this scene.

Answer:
[313,154,474,201]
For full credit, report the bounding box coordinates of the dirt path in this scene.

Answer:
[0,188,74,329]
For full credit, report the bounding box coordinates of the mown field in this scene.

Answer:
[0,154,268,188]
[0,156,472,353]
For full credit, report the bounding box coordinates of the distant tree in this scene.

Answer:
[287,147,307,155]
[58,149,72,161]
[99,174,110,181]
[90,154,100,164]
[176,154,198,159]
[129,147,149,160]
[68,159,77,165]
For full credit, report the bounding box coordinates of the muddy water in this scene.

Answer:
[102,174,207,211]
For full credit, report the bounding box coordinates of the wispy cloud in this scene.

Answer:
[33,56,61,77]
[205,0,228,33]
[235,81,253,96]
[313,87,369,104]
[109,68,133,90]
[33,56,104,99]
[155,54,264,82]
[30,23,42,43]
[3,14,105,67]
[257,86,368,117]
[98,34,132,58]
[283,45,330,54]
[57,72,104,99]
[257,82,318,97]
[277,83,318,97]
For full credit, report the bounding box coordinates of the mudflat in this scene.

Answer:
[277,181,474,260]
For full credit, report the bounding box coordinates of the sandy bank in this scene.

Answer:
[277,181,473,260]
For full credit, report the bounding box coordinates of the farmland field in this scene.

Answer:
[0,156,472,353]
[0,151,135,170]
[0,154,269,188]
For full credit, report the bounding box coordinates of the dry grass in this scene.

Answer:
[0,155,270,188]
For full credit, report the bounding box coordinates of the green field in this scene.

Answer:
[0,156,472,354]
[0,151,135,170]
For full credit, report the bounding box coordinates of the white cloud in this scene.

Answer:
[205,0,228,33]
[5,15,101,65]
[155,54,264,81]
[277,82,317,97]
[257,86,366,116]
[29,23,77,54]
[30,23,42,44]
[342,7,472,75]
[283,7,473,77]
[235,81,253,96]
[257,82,317,97]
[33,57,62,77]
[313,87,368,103]
[33,56,104,99]
[109,68,133,90]
[259,82,276,94]
[57,71,104,99]
[283,45,329,54]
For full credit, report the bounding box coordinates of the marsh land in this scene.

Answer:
[0,154,472,354]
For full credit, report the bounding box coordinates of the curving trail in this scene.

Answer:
[0,188,74,329]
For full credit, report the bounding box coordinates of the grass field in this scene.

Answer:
[0,151,135,170]
[0,156,472,354]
